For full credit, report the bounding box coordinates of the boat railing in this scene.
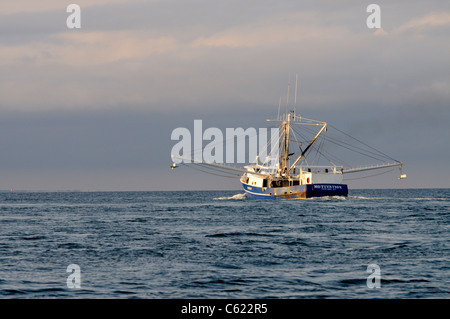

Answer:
[293,165,342,173]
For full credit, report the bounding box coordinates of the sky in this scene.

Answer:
[1,0,449,191]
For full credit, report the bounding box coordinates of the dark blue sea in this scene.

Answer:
[0,189,448,299]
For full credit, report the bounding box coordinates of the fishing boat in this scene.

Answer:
[240,113,348,199]
[239,110,403,199]
[171,76,406,199]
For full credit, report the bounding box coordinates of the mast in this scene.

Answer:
[278,119,291,177]
[284,115,291,175]
[286,78,290,118]
[279,79,293,176]
[279,121,286,175]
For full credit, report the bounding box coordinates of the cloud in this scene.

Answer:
[191,12,349,49]
[0,1,449,190]
[1,2,449,116]
[0,0,149,15]
[0,31,178,66]
[373,28,388,36]
[52,31,178,66]
[394,11,450,34]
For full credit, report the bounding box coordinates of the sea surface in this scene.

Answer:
[0,189,448,299]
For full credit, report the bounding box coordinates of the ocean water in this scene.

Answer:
[0,189,448,299]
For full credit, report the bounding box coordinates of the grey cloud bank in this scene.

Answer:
[0,1,449,190]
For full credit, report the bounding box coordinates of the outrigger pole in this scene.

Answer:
[342,162,404,174]
[171,155,269,177]
[286,122,328,174]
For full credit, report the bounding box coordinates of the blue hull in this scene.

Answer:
[242,182,348,199]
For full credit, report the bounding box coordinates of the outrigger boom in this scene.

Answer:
[342,162,403,174]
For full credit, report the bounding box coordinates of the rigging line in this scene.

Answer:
[343,168,396,181]
[181,163,240,179]
[289,126,317,161]
[314,137,326,165]
[323,138,389,163]
[288,128,309,167]
[302,128,390,163]
[290,125,311,150]
[291,124,319,146]
[309,136,321,164]
[298,124,385,159]
[309,134,352,167]
[289,126,303,151]
[260,125,284,167]
[291,124,380,167]
[313,138,336,166]
[318,145,352,167]
[323,133,390,162]
[192,162,242,175]
[187,123,281,158]
[326,124,393,158]
[328,124,400,163]
[186,127,261,157]
[300,125,390,162]
[255,123,282,165]
[310,141,333,165]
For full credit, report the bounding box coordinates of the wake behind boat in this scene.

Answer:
[171,76,406,199]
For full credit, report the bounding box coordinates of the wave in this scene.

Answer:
[213,193,247,200]
[349,195,448,201]
[306,195,347,201]
[349,195,374,200]
[205,231,272,238]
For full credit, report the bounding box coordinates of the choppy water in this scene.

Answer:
[0,189,448,298]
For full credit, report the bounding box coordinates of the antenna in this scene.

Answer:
[286,77,290,118]
[277,96,281,121]
[294,74,298,116]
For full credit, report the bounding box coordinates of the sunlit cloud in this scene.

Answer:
[0,0,150,15]
[0,31,178,67]
[373,28,388,36]
[191,13,349,48]
[394,11,450,34]
[0,3,449,114]
[52,31,178,66]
